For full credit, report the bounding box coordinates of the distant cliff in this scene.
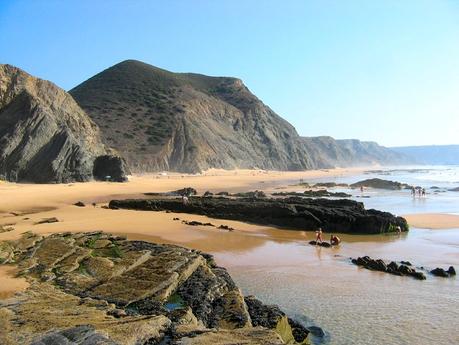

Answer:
[71,60,408,173]
[392,145,459,165]
[0,64,127,183]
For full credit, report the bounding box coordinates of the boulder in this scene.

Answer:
[431,267,450,277]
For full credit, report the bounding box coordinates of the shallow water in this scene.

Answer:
[213,228,459,345]
[211,166,459,345]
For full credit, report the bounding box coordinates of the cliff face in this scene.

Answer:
[71,60,407,173]
[0,65,128,182]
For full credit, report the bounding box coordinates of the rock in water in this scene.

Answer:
[70,59,409,173]
[350,178,410,190]
[431,267,456,278]
[0,64,128,183]
[352,256,426,280]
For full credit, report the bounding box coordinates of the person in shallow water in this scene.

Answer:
[315,227,323,243]
[330,234,341,245]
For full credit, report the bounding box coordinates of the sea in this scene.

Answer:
[213,166,459,345]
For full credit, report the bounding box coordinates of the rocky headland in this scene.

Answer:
[70,59,410,173]
[0,232,310,345]
[109,196,408,234]
[0,64,128,183]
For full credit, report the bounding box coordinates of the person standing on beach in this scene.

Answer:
[315,227,323,244]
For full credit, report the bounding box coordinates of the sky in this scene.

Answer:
[1,0,458,147]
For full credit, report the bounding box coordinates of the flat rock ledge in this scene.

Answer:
[109,196,408,234]
[0,231,309,345]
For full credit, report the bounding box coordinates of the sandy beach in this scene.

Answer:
[403,213,459,229]
[1,167,458,345]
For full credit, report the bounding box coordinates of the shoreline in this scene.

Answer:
[403,213,459,229]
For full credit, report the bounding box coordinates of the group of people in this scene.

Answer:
[411,186,426,197]
[315,227,341,246]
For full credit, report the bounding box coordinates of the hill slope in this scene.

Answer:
[392,145,459,165]
[70,60,407,173]
[0,64,127,182]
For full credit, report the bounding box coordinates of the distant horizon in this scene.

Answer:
[1,0,458,147]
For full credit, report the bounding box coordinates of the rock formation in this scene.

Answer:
[350,178,411,190]
[0,231,309,345]
[70,60,409,173]
[0,64,128,183]
[109,196,409,234]
[351,256,426,280]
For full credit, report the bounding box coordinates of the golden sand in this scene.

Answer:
[403,213,459,229]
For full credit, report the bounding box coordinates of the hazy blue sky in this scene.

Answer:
[1,0,458,146]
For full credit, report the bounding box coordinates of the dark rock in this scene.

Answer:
[431,268,450,277]
[74,201,85,207]
[109,196,409,235]
[309,241,331,248]
[182,220,215,227]
[307,325,325,337]
[216,192,230,196]
[388,261,399,271]
[203,191,213,197]
[145,187,197,197]
[233,190,267,198]
[350,178,410,190]
[449,187,459,192]
[448,266,456,275]
[400,260,412,266]
[173,217,180,221]
[314,182,348,188]
[287,318,310,342]
[35,217,59,224]
[92,155,129,182]
[273,189,351,198]
[352,256,426,280]
[174,187,197,196]
[244,296,285,329]
[218,225,234,231]
[125,298,165,316]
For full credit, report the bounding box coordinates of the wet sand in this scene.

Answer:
[404,213,459,229]
[0,265,29,300]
